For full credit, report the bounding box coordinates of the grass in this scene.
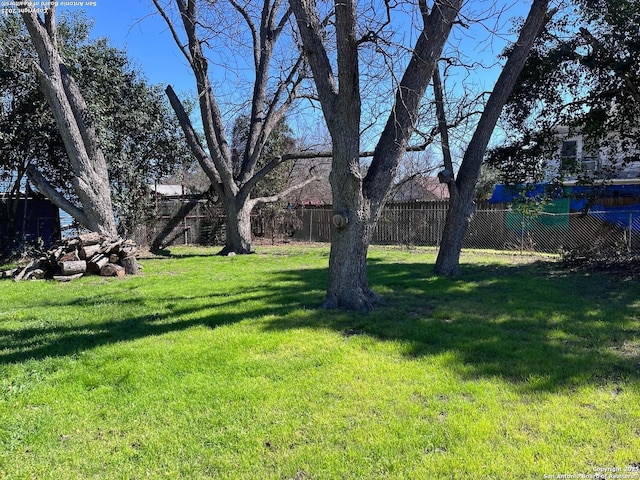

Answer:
[1,244,639,479]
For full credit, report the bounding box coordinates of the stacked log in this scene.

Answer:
[4,233,141,282]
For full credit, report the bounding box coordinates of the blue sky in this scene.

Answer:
[78,0,196,94]
[67,0,531,98]
[49,0,534,152]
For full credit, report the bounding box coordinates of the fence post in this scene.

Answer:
[520,215,525,254]
[629,212,633,252]
[309,208,313,243]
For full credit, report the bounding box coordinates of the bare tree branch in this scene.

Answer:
[164,85,224,196]
[176,0,235,190]
[251,174,319,207]
[228,0,259,67]
[151,0,193,64]
[239,0,303,184]
[289,0,339,119]
[364,0,464,210]
[432,63,454,186]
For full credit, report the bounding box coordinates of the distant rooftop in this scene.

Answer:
[150,184,185,197]
[392,176,450,202]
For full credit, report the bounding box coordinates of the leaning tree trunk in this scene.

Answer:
[20,7,117,237]
[434,187,475,277]
[434,0,553,277]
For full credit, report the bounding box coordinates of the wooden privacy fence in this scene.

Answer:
[292,201,503,246]
[137,197,640,254]
[292,201,451,245]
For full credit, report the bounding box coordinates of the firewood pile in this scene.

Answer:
[2,232,141,282]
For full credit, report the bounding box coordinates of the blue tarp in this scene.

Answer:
[589,204,640,232]
[489,183,640,232]
[489,183,640,204]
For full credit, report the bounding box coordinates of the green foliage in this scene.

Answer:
[0,12,190,238]
[231,114,300,238]
[231,114,296,198]
[0,15,66,256]
[495,0,640,181]
[70,37,191,237]
[1,246,639,478]
[486,130,557,186]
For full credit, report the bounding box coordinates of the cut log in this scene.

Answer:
[58,251,80,264]
[11,235,137,281]
[13,265,30,282]
[13,259,44,282]
[99,239,124,255]
[87,254,109,272]
[51,246,65,261]
[54,273,84,282]
[13,266,29,282]
[60,260,87,276]
[78,232,103,247]
[25,268,44,280]
[79,244,101,260]
[120,256,140,275]
[1,268,17,279]
[100,263,125,278]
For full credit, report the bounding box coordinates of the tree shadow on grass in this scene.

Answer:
[1,257,639,392]
[0,286,295,365]
[263,260,640,392]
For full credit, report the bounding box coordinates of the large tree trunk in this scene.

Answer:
[323,136,379,312]
[220,198,255,255]
[290,0,462,311]
[434,188,475,277]
[434,0,553,277]
[324,208,378,312]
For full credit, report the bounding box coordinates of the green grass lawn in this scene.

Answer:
[1,245,639,479]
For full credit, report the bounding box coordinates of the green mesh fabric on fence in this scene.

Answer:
[505,198,570,231]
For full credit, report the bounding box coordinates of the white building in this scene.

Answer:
[550,126,640,181]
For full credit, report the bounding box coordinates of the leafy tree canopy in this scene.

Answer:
[0,11,190,238]
[491,0,640,184]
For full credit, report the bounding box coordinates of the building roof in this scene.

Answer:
[151,184,185,197]
[392,176,450,202]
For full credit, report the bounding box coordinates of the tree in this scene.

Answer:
[0,14,66,255]
[153,0,317,255]
[290,0,462,311]
[434,0,555,276]
[74,38,190,238]
[1,11,189,243]
[231,113,302,240]
[17,5,117,236]
[491,0,640,184]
